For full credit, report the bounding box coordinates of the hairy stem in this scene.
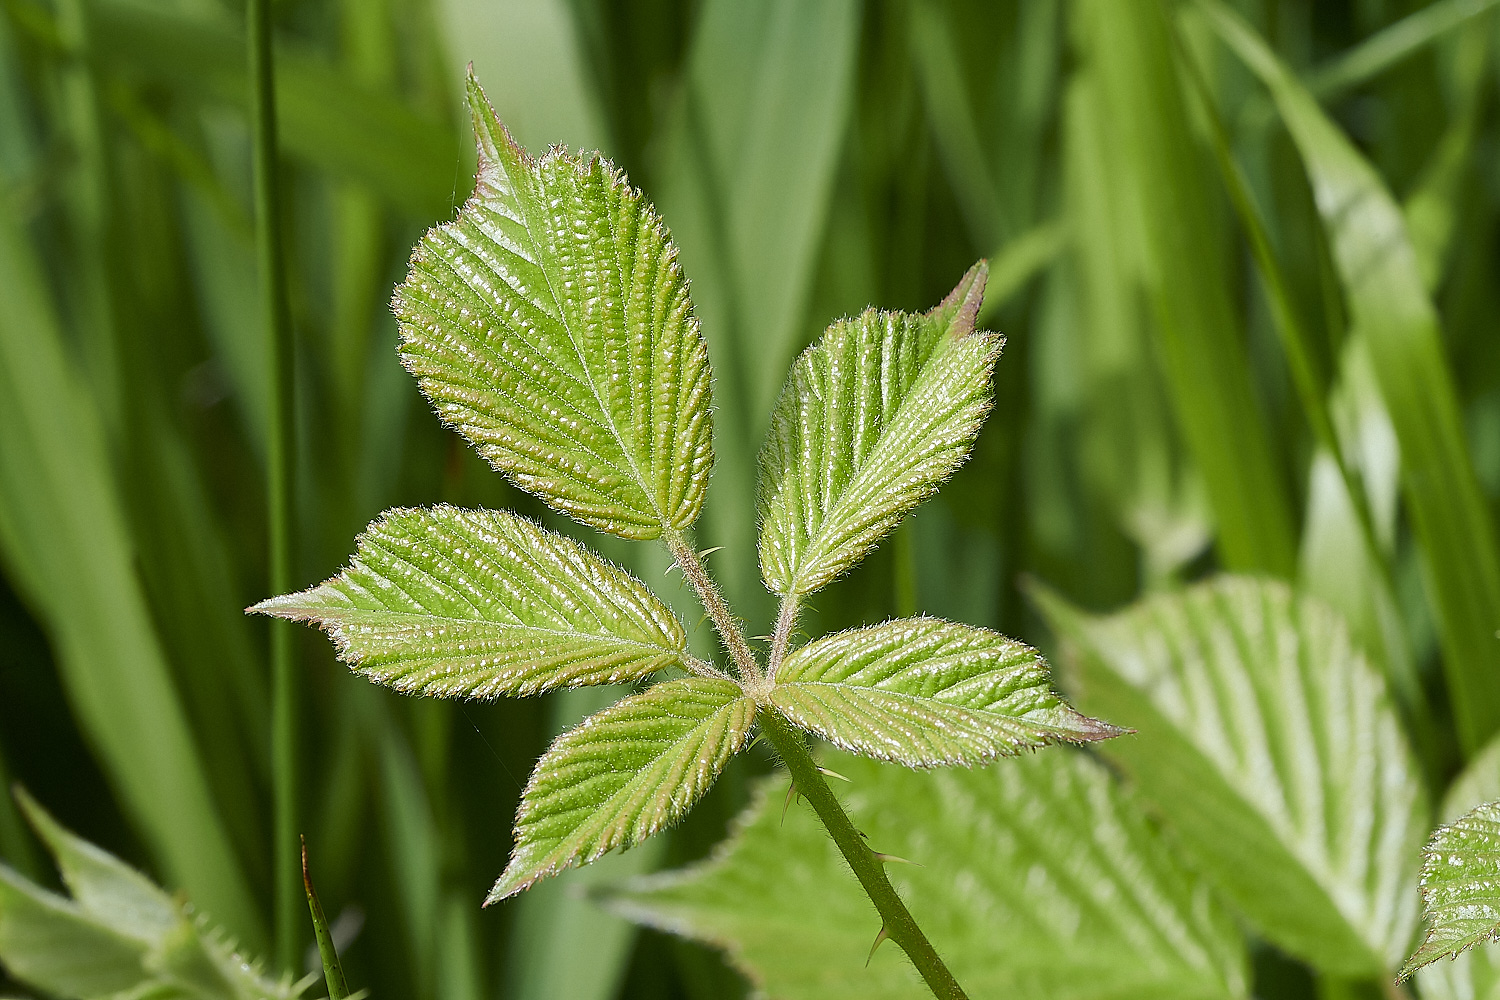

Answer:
[759,710,968,1000]
[766,594,800,682]
[663,530,763,688]
[248,0,299,970]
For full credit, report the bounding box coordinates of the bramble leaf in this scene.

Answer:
[394,73,713,540]
[1400,801,1500,980]
[757,263,999,596]
[0,792,299,1000]
[1035,575,1427,976]
[609,750,1248,1000]
[770,618,1120,767]
[489,678,755,902]
[252,506,687,699]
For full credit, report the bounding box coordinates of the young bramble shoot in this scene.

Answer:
[252,70,1118,1000]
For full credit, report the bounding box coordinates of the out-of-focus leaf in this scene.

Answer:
[757,264,998,596]
[253,506,688,698]
[1203,2,1500,755]
[489,678,754,902]
[770,618,1118,767]
[395,74,712,540]
[0,794,297,1000]
[1035,576,1427,976]
[1072,0,1297,579]
[976,219,1065,326]
[609,750,1249,1000]
[1401,801,1500,980]
[0,193,259,947]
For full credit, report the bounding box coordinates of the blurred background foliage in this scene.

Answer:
[0,0,1497,996]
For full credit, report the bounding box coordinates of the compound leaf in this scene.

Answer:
[253,506,687,699]
[394,73,712,540]
[609,750,1249,1000]
[757,263,999,596]
[1035,575,1427,976]
[489,678,755,902]
[770,618,1120,767]
[1401,801,1500,980]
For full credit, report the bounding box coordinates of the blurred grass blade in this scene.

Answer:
[88,0,460,219]
[977,219,1065,326]
[303,838,351,1000]
[1204,0,1500,755]
[1072,0,1297,579]
[909,0,1005,247]
[0,196,261,947]
[1308,0,1500,100]
[654,0,858,617]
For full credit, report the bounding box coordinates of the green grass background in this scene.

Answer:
[0,0,1498,995]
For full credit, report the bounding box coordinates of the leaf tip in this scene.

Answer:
[936,260,990,338]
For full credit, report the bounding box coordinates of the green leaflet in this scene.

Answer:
[1401,801,1500,980]
[757,263,999,596]
[252,506,687,698]
[394,73,713,540]
[608,750,1248,1000]
[0,793,298,1000]
[1035,576,1427,976]
[1200,0,1500,756]
[1414,736,1500,999]
[771,618,1119,767]
[489,678,755,903]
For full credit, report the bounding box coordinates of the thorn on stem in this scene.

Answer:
[866,924,889,967]
[818,766,851,783]
[874,852,923,867]
[782,782,801,824]
[697,546,724,559]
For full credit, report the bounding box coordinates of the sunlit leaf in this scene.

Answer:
[757,263,999,596]
[1035,575,1427,976]
[253,506,687,699]
[609,750,1249,1000]
[489,678,755,902]
[1401,801,1500,980]
[393,73,712,540]
[770,618,1120,767]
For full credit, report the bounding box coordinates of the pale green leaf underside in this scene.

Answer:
[1401,801,1500,980]
[757,263,999,595]
[253,506,686,699]
[394,74,713,540]
[1037,575,1426,976]
[771,618,1120,767]
[610,750,1248,1000]
[490,678,754,902]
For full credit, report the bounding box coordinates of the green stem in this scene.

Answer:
[302,838,352,999]
[665,540,966,999]
[247,0,299,972]
[760,710,968,1000]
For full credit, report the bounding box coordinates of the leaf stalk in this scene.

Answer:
[759,710,968,1000]
[664,530,765,692]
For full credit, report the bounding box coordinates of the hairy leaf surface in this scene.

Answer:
[1415,736,1500,1000]
[757,263,999,596]
[771,618,1120,767]
[253,506,687,698]
[490,678,754,902]
[1402,801,1500,979]
[394,74,712,539]
[1036,576,1426,975]
[610,750,1248,1000]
